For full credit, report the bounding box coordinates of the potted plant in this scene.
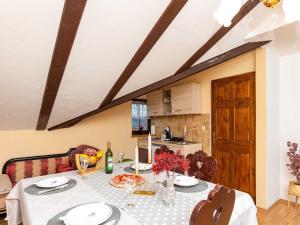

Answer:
[286,141,300,184]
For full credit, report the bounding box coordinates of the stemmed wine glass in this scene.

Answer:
[124,178,136,208]
[118,152,124,163]
[118,152,125,169]
[80,157,90,179]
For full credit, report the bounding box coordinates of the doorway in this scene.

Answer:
[211,72,256,199]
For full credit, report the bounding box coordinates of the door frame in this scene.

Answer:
[211,72,256,200]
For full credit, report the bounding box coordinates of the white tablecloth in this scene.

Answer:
[6,162,258,225]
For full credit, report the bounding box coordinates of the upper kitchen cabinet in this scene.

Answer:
[171,83,201,115]
[146,90,164,116]
[147,83,201,116]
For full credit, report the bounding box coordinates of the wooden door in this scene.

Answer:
[211,73,256,199]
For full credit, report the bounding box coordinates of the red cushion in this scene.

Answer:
[57,165,73,173]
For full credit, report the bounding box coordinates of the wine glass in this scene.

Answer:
[118,152,124,163]
[80,157,90,178]
[124,178,136,208]
[117,152,125,169]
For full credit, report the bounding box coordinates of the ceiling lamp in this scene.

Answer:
[261,0,281,8]
[214,0,300,27]
[282,0,300,22]
[214,0,242,27]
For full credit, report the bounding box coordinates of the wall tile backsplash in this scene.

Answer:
[150,114,210,152]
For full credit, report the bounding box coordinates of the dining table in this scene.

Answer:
[5,161,258,225]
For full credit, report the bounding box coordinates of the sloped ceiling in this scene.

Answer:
[0,0,291,130]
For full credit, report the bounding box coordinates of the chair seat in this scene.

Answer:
[0,174,12,212]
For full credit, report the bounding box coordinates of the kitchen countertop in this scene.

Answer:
[139,138,201,146]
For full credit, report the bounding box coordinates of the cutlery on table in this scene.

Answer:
[38,184,68,194]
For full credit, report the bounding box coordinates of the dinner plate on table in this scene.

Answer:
[131,163,152,171]
[174,176,199,187]
[62,203,112,225]
[35,177,70,189]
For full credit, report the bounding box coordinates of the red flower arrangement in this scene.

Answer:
[152,151,190,176]
[286,141,300,182]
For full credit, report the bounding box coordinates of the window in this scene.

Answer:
[132,100,149,135]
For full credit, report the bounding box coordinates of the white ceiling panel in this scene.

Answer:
[115,0,222,98]
[48,0,170,127]
[0,0,64,130]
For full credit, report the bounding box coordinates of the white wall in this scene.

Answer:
[265,47,281,207]
[257,21,300,207]
[279,52,300,200]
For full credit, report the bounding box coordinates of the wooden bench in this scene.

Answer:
[0,144,100,213]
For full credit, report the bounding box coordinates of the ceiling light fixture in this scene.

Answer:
[214,0,300,27]
[214,0,242,27]
[261,0,281,8]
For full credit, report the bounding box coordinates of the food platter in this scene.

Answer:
[109,174,145,188]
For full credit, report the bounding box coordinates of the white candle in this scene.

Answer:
[148,133,152,164]
[135,146,139,175]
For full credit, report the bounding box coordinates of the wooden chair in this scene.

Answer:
[190,185,235,225]
[186,150,217,182]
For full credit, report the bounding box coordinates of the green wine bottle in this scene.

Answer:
[105,142,113,174]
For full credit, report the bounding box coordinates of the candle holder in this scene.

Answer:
[133,173,156,196]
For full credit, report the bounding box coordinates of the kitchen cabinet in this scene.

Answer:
[146,90,164,116]
[171,83,200,115]
[147,83,201,116]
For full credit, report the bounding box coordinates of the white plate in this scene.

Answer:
[35,177,70,188]
[63,203,112,225]
[174,176,199,187]
[131,163,152,171]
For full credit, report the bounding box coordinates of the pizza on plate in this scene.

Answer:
[109,174,145,188]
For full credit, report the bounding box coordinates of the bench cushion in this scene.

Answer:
[5,156,70,186]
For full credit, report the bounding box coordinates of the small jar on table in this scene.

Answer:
[288,181,300,208]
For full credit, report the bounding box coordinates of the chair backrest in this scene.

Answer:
[186,150,217,182]
[190,185,235,225]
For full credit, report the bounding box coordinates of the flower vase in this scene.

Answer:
[163,171,175,207]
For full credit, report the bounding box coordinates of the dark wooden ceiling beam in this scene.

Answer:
[99,0,188,107]
[48,41,270,131]
[36,0,87,130]
[176,0,260,74]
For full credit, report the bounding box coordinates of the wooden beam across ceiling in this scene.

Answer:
[48,40,270,131]
[176,0,260,74]
[36,0,87,130]
[99,0,188,107]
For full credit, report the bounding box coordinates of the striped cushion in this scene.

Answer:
[6,156,71,186]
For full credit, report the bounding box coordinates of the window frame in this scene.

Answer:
[131,99,150,135]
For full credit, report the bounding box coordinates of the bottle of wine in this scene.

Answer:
[105,142,113,174]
